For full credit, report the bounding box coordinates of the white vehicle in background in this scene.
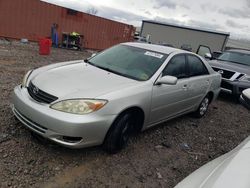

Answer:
[175,136,250,188]
[240,88,250,110]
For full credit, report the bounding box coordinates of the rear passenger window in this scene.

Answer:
[162,55,187,79]
[187,55,209,76]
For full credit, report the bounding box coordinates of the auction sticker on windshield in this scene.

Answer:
[144,51,164,59]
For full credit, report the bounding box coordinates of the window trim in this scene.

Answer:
[196,45,212,57]
[161,53,189,79]
[186,54,209,77]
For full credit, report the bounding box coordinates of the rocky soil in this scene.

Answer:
[0,40,249,188]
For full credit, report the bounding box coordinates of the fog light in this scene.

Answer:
[61,136,82,143]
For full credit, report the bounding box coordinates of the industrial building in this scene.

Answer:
[226,38,250,51]
[0,0,135,50]
[140,20,230,53]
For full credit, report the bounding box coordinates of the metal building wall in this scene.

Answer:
[141,21,229,52]
[0,0,135,50]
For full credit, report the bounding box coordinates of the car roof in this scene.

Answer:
[123,42,185,55]
[227,49,250,55]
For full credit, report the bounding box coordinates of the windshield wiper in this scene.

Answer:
[85,60,118,74]
[84,60,143,81]
[84,59,91,63]
[84,59,96,66]
[96,65,127,77]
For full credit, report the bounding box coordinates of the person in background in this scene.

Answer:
[51,23,59,47]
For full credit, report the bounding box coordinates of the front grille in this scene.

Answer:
[236,74,245,80]
[27,82,58,104]
[212,67,235,79]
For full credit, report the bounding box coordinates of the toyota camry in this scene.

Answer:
[12,42,221,153]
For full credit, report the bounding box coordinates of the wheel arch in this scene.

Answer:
[103,106,145,144]
[207,91,214,103]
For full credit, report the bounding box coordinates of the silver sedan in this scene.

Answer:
[12,43,221,153]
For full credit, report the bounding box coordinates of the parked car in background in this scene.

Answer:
[240,88,250,110]
[212,51,223,59]
[181,44,192,51]
[196,45,212,59]
[209,49,250,98]
[175,136,250,188]
[12,42,221,153]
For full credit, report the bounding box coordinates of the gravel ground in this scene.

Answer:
[0,40,249,188]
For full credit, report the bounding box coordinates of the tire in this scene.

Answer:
[193,95,210,118]
[103,113,134,154]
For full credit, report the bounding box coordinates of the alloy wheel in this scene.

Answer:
[200,97,209,115]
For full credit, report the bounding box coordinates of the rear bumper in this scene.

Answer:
[220,79,250,96]
[12,85,116,148]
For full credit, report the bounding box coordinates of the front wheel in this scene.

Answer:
[103,113,134,154]
[193,95,210,118]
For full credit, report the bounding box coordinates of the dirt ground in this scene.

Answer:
[0,40,249,188]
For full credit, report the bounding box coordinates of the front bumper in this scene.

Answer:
[220,79,250,96]
[12,86,116,148]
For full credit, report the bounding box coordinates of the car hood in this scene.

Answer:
[175,136,250,188]
[31,62,139,99]
[209,60,250,75]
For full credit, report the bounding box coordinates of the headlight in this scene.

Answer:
[21,70,33,87]
[50,99,107,115]
[240,75,250,82]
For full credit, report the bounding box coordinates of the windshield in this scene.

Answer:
[217,51,250,66]
[88,45,168,81]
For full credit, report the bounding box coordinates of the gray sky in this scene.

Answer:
[43,0,250,40]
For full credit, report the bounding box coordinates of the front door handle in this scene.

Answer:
[183,84,188,90]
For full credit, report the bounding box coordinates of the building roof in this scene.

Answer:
[142,20,230,36]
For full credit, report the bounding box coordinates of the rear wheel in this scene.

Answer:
[193,95,210,118]
[103,113,134,154]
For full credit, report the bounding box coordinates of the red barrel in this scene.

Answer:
[39,39,52,55]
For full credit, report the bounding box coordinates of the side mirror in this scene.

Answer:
[156,75,178,85]
[91,53,97,57]
[204,53,212,59]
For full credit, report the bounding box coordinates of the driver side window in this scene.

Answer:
[162,55,187,79]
